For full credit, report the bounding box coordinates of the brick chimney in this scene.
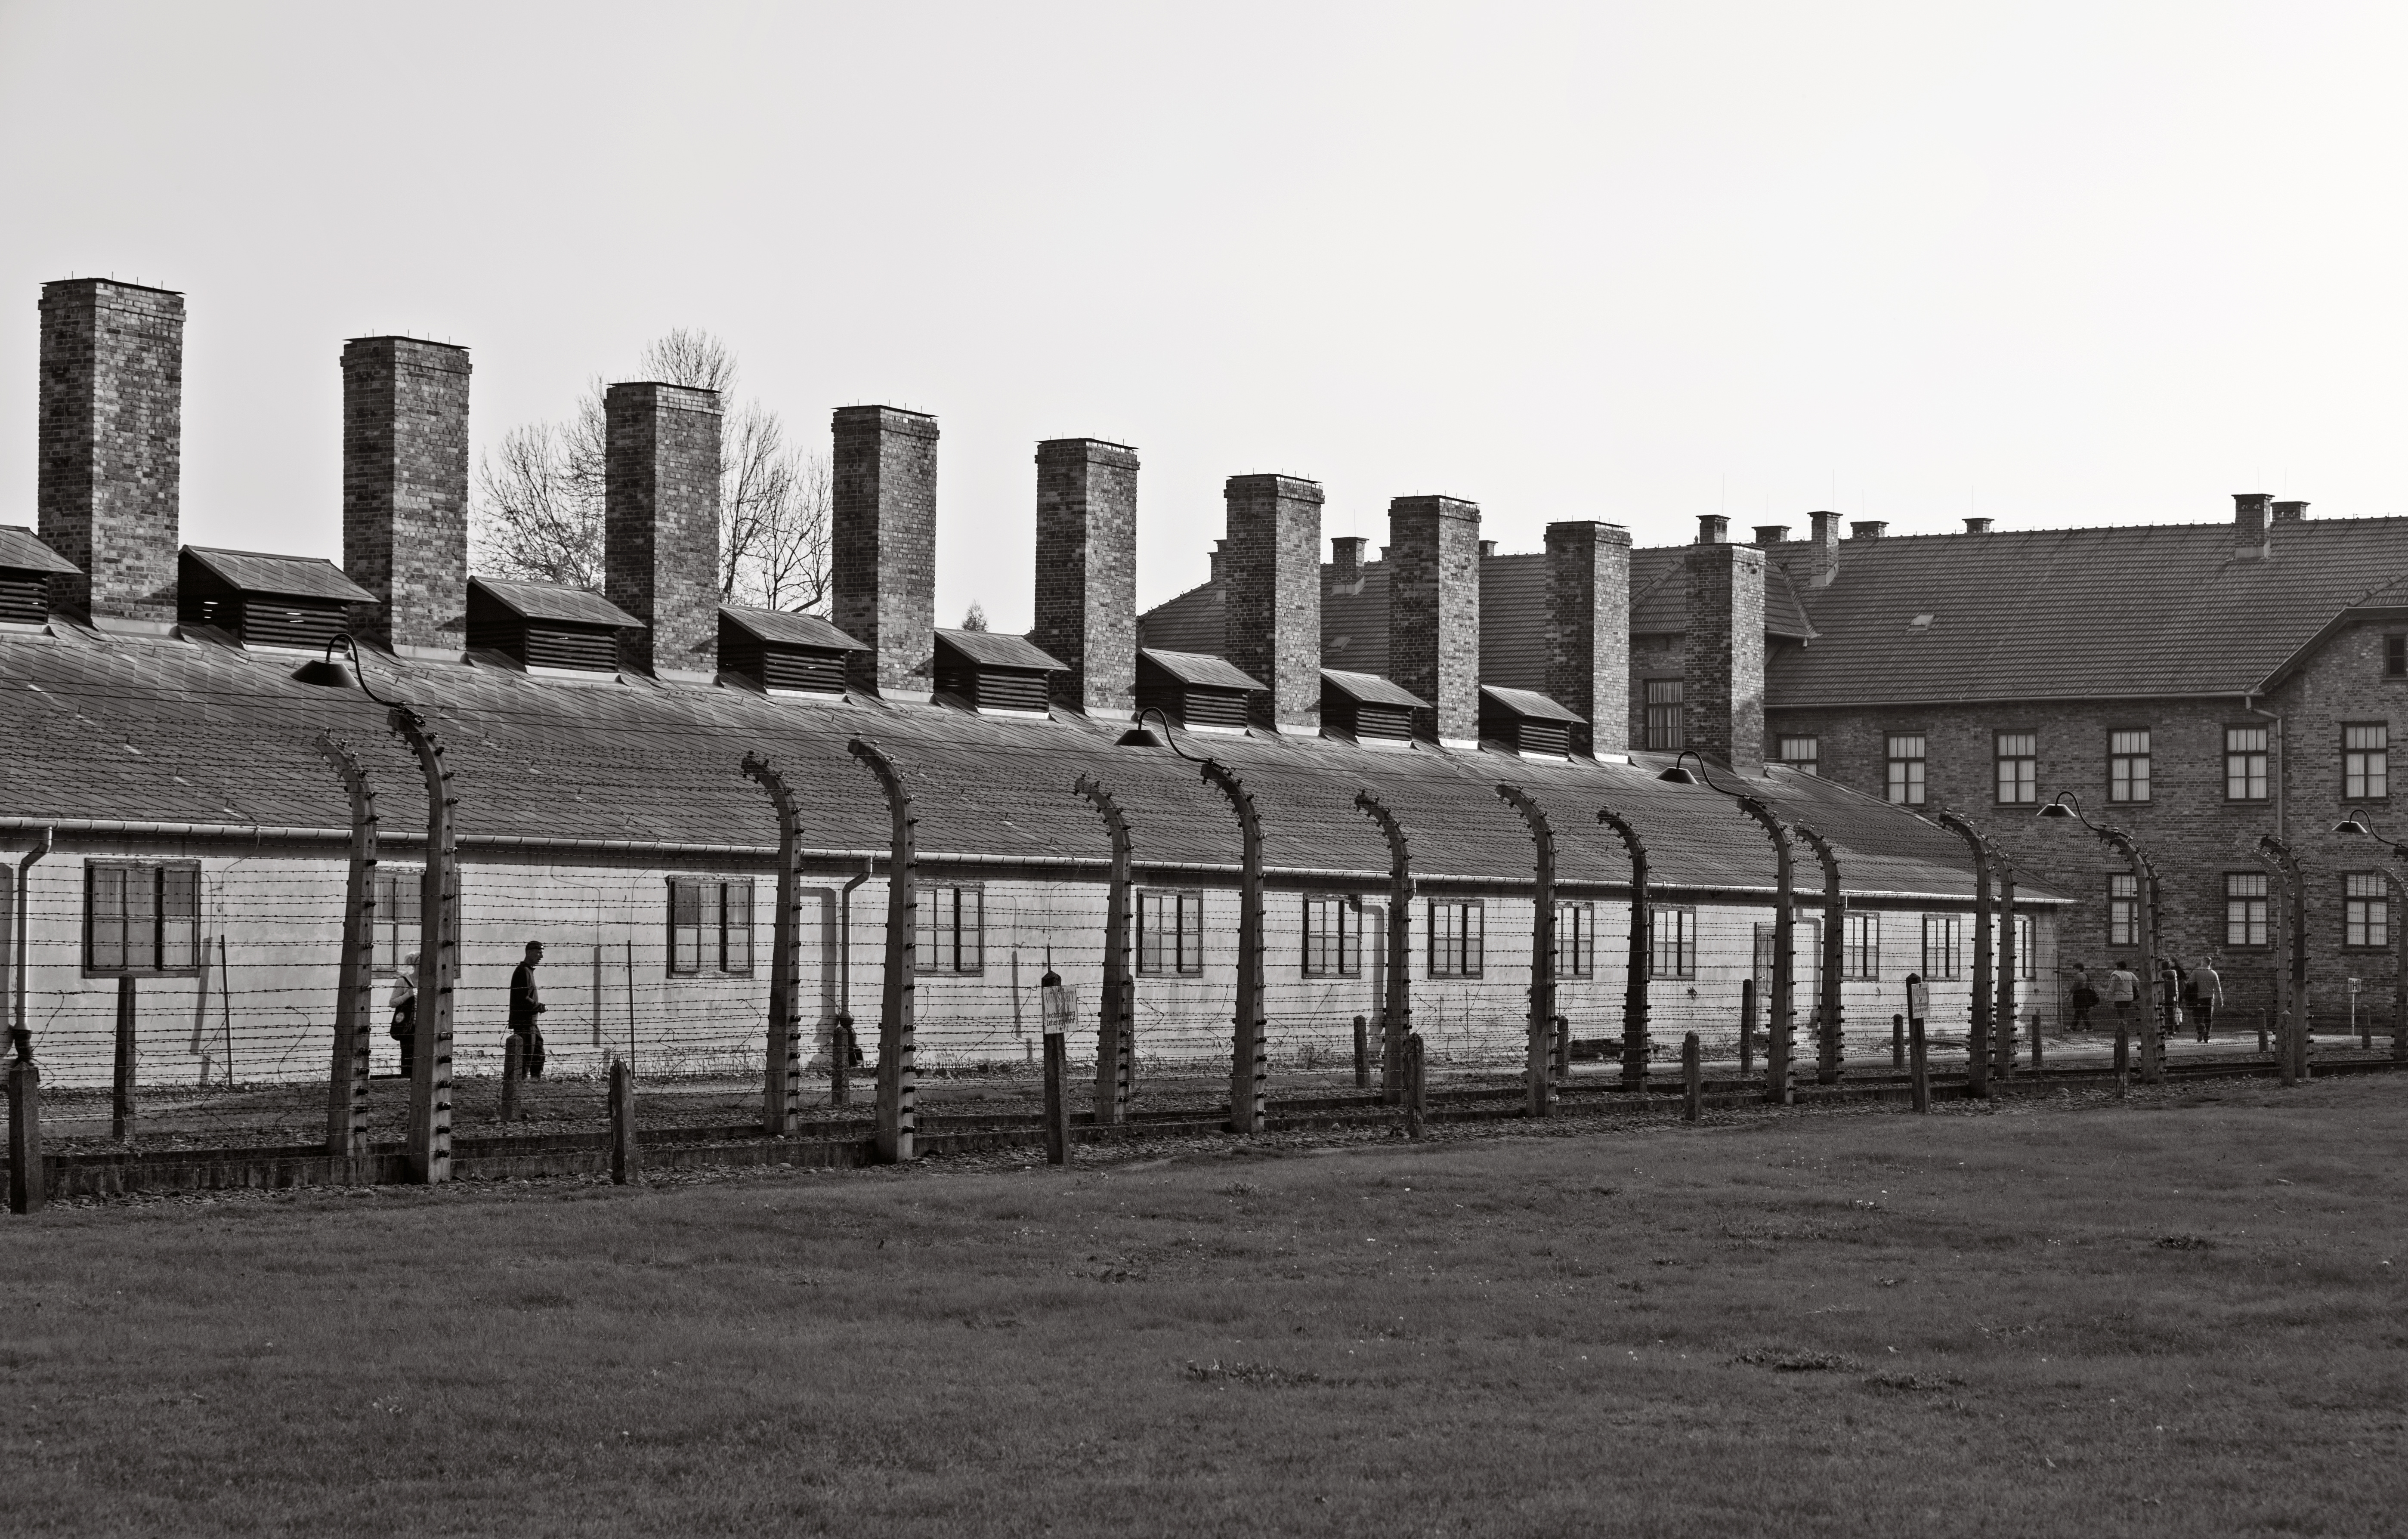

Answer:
[1222,474,1323,731]
[2272,499,2308,523]
[1849,520,1889,540]
[1684,539,1765,774]
[1032,438,1138,715]
[1388,494,1481,745]
[1331,535,1366,579]
[1806,510,1842,587]
[1963,517,1994,534]
[1751,524,1789,547]
[832,406,940,699]
[1545,521,1632,757]
[1696,513,1729,545]
[343,337,470,655]
[606,383,723,681]
[38,279,183,627]
[2233,492,2270,559]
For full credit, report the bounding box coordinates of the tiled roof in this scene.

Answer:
[0,625,2045,906]
[934,628,1064,671]
[1627,548,1818,639]
[1139,648,1263,691]
[1763,517,2408,705]
[0,525,79,576]
[1323,668,1428,709]
[184,547,375,604]
[471,576,640,628]
[720,606,869,651]
[1481,684,1583,723]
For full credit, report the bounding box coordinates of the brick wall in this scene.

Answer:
[1222,474,1323,731]
[38,280,184,622]
[1032,439,1138,715]
[1683,540,1765,773]
[832,407,939,698]
[1544,520,1632,754]
[342,337,471,652]
[606,382,723,679]
[1388,495,1481,743]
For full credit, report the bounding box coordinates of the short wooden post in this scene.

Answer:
[111,975,136,1143]
[608,1058,636,1185]
[1681,1032,1701,1122]
[830,1014,853,1107]
[2114,1022,2130,1098]
[1908,1018,1929,1114]
[1552,1013,1570,1080]
[500,1032,524,1123]
[2030,1011,2043,1071]
[1042,1020,1069,1166]
[1403,1033,1426,1140]
[2257,1008,2269,1054]
[7,1039,41,1214]
[1353,1014,1369,1090]
[2394,1014,2406,1063]
[1739,978,1756,1077]
[1891,1013,1905,1072]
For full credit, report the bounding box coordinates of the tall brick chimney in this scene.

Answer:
[1032,438,1138,715]
[38,279,184,627]
[1806,510,1842,587]
[1544,520,1632,757]
[606,382,723,681]
[1222,474,1323,731]
[832,406,940,699]
[1684,539,1765,774]
[343,337,470,654]
[1388,495,1481,745]
[2233,492,2270,559]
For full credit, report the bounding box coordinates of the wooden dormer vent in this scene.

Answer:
[720,606,869,695]
[0,525,78,626]
[1136,647,1263,729]
[1321,668,1429,744]
[177,546,376,652]
[467,576,639,674]
[933,628,1065,715]
[1479,684,1584,758]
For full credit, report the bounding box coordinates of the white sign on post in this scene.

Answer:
[1905,977,1930,1022]
[1041,980,1078,1038]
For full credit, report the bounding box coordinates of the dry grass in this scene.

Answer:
[3,1078,2405,1536]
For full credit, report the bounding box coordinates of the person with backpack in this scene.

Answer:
[2105,961,2140,1029]
[2069,962,2098,1030]
[388,955,418,1079]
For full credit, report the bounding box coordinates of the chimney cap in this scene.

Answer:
[1849,520,1889,540]
[1752,524,1790,547]
[2272,499,2309,522]
[1963,517,1994,534]
[1478,539,1497,558]
[1696,514,1730,545]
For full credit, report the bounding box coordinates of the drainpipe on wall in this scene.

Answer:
[2241,693,2286,844]
[837,861,873,1023]
[13,828,54,1046]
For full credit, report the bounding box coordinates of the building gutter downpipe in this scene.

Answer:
[13,828,53,1048]
[2242,693,2285,844]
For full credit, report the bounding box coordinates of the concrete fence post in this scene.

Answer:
[1353,1015,1370,1089]
[1908,1018,1929,1114]
[500,1033,523,1122]
[1356,791,1415,1106]
[1498,782,1558,1121]
[741,753,809,1138]
[850,738,919,1162]
[2114,1023,2130,1098]
[1793,823,1846,1086]
[1201,758,1268,1135]
[1594,803,1652,1091]
[314,732,379,1163]
[388,706,459,1184]
[111,975,136,1143]
[831,1015,853,1107]
[1042,977,1070,1166]
[1073,775,1136,1125]
[1891,1013,1905,1072]
[1739,978,1756,1076]
[1403,1033,1426,1140]
[608,1058,636,1184]
[1682,1031,1701,1123]
[7,1035,39,1214]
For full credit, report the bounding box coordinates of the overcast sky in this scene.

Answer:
[3,2,2404,629]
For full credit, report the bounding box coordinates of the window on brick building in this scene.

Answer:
[2388,634,2407,677]
[1920,914,1961,980]
[2224,871,2270,948]
[1842,911,1879,980]
[913,884,980,975]
[2016,914,2037,981]
[1138,890,1204,976]
[85,861,202,976]
[1428,899,1484,978]
[1994,731,2038,804]
[1554,900,1595,979]
[1885,734,1927,805]
[2108,729,2151,803]
[2108,873,2139,949]
[1644,680,1684,751]
[669,878,754,977]
[2345,873,2389,949]
[1301,895,1361,978]
[2224,726,2270,801]
[1650,906,1696,979]
[2343,723,2389,800]
[1776,736,1819,775]
[373,868,422,974]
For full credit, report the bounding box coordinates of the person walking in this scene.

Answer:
[510,941,548,1079]
[2191,954,2223,1042]
[2069,962,2097,1031]
[2159,956,2185,1043]
[388,955,418,1079]
[2105,960,2140,1031]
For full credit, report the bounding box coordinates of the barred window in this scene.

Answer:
[1921,914,1961,980]
[2225,726,2270,801]
[1554,900,1595,978]
[1428,899,1484,978]
[2344,723,2389,800]
[1842,910,1879,981]
[1650,906,1696,979]
[2345,873,2389,949]
[85,861,202,976]
[1886,734,1927,805]
[2108,729,2151,804]
[1777,736,1819,775]
[1994,732,2037,804]
[2225,871,2269,948]
[913,883,980,975]
[670,878,755,976]
[1302,895,1361,978]
[1138,890,1205,976]
[2108,872,2139,949]
[1645,680,1684,751]
[374,868,422,974]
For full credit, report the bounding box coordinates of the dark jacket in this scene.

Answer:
[509,961,544,1030]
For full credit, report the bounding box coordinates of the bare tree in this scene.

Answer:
[472,329,830,612]
[961,602,989,632]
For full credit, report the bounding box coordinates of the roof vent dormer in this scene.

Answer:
[933,628,1064,715]
[1137,647,1262,729]
[467,576,638,674]
[1322,668,1428,745]
[0,525,79,627]
[719,606,868,696]
[177,547,375,652]
[1479,685,1582,758]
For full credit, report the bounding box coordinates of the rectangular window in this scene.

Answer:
[2344,723,2389,800]
[1428,899,1484,979]
[669,878,756,976]
[1302,895,1362,978]
[913,884,983,975]
[1645,680,1684,751]
[2108,873,2139,949]
[2108,729,2152,804]
[373,868,422,974]
[2388,634,2407,677]
[1777,736,1819,775]
[1842,910,1879,981]
[2225,871,2270,948]
[1138,890,1204,977]
[1994,731,2038,804]
[1886,734,1927,805]
[1649,906,1697,979]
[1554,900,1595,979]
[1920,914,1961,980]
[85,861,202,976]
[2016,914,2036,981]
[2345,873,2389,949]
[2225,726,2270,801]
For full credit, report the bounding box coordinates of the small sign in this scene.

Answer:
[1041,981,1078,1037]
[1905,977,1930,1021]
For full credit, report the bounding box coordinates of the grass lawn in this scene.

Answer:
[3,1079,2404,1537]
